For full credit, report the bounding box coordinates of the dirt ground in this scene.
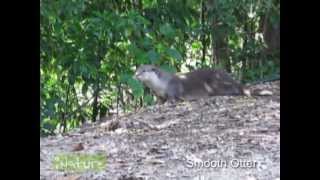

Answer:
[40,81,280,180]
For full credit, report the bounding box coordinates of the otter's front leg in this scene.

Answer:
[166,82,184,104]
[166,92,184,104]
[156,96,167,104]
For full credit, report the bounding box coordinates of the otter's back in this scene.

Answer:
[177,69,244,99]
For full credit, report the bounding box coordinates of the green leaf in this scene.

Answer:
[82,83,88,95]
[142,37,153,48]
[160,23,175,38]
[156,43,166,53]
[143,0,156,8]
[127,78,144,98]
[119,74,131,83]
[120,73,144,98]
[128,44,147,63]
[144,94,154,105]
[160,65,176,73]
[166,48,182,61]
[137,52,148,64]
[147,50,160,63]
[191,41,201,50]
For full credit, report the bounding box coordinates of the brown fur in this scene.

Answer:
[134,65,248,103]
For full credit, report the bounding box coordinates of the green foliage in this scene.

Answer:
[144,95,155,105]
[146,49,160,63]
[160,64,177,74]
[166,48,183,61]
[41,0,279,135]
[160,23,176,38]
[120,74,144,100]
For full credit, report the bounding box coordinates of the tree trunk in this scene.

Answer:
[201,0,206,64]
[62,84,70,133]
[212,30,230,72]
[262,15,280,55]
[91,81,100,122]
[242,17,249,78]
[91,43,104,122]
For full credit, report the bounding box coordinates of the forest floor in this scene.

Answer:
[40,81,280,180]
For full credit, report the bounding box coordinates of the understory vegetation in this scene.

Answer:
[40,0,280,135]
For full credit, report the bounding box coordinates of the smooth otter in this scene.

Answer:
[134,65,270,103]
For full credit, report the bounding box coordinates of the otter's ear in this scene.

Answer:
[151,67,161,77]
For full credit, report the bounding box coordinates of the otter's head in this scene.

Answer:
[134,65,161,84]
[134,65,171,98]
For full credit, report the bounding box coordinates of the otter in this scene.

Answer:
[134,65,271,103]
